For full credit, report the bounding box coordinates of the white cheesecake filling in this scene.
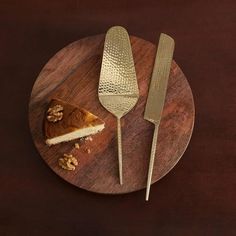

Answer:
[46,124,104,145]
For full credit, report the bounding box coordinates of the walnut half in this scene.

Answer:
[58,154,78,171]
[47,104,64,122]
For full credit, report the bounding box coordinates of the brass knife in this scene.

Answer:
[144,33,175,201]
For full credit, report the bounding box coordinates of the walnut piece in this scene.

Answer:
[58,154,78,171]
[47,104,64,122]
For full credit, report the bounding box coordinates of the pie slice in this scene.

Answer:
[44,99,105,145]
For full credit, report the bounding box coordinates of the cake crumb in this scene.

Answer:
[85,136,93,142]
[74,143,80,149]
[85,148,91,154]
[79,137,85,142]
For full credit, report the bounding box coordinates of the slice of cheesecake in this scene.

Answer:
[44,99,105,145]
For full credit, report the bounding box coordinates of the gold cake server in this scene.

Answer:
[144,33,175,201]
[98,26,139,185]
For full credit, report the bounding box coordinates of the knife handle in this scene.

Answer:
[117,118,123,185]
[146,124,159,201]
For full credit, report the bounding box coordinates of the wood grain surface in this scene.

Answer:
[29,34,194,194]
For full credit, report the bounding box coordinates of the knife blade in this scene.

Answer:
[144,33,175,201]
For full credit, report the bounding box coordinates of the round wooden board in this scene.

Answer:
[29,34,195,194]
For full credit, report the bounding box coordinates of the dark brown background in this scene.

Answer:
[0,0,235,235]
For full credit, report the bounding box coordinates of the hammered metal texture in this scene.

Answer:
[144,33,175,124]
[98,26,139,118]
[144,33,175,201]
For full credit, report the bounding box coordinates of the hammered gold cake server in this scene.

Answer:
[144,33,175,201]
[98,26,139,185]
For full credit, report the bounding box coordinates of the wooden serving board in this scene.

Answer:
[29,35,194,194]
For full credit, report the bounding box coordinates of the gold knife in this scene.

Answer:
[144,33,175,201]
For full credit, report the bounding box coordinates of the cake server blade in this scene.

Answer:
[98,26,139,185]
